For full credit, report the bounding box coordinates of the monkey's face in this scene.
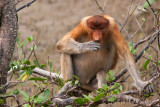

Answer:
[86,15,109,41]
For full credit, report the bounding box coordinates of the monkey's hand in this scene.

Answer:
[134,81,154,94]
[81,41,100,52]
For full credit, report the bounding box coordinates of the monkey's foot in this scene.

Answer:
[134,81,154,94]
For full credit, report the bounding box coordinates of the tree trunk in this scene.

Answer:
[0,0,17,95]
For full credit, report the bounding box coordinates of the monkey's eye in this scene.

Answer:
[91,27,95,30]
[99,27,105,30]
[99,28,103,30]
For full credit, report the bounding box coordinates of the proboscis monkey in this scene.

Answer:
[56,15,153,92]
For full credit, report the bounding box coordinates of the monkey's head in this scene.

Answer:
[86,15,109,41]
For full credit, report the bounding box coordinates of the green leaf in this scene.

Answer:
[107,70,115,80]
[32,80,39,87]
[142,17,146,21]
[107,96,116,102]
[108,70,114,78]
[40,64,46,68]
[149,55,152,59]
[74,80,79,85]
[29,77,47,81]
[144,94,150,98]
[73,98,89,104]
[44,89,50,100]
[34,94,45,104]
[142,0,157,8]
[34,45,37,50]
[144,59,150,70]
[16,37,20,45]
[151,92,157,96]
[20,39,27,47]
[28,36,33,42]
[21,91,29,101]
[13,89,19,95]
[128,42,136,55]
[94,93,105,102]
[83,94,92,101]
[57,78,64,87]
[21,91,29,98]
[17,32,21,36]
[73,75,79,80]
[48,60,52,70]
[24,60,30,65]
[158,60,160,67]
[22,65,36,71]
[102,84,109,91]
[97,88,105,94]
[119,85,123,91]
[18,82,25,85]
[23,104,31,107]
[26,68,33,76]
[33,60,39,67]
[0,99,4,104]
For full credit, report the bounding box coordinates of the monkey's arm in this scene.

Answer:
[56,24,100,54]
[112,24,149,91]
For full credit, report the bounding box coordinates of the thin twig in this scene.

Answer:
[120,0,139,32]
[102,0,107,11]
[120,0,133,34]
[16,0,24,5]
[131,19,145,38]
[94,0,105,13]
[16,0,36,12]
[0,95,20,106]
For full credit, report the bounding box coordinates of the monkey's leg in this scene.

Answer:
[97,70,108,107]
[60,53,74,81]
[81,70,107,91]
[96,70,106,89]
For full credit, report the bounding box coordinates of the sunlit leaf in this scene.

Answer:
[107,96,116,102]
[144,59,150,70]
[21,72,28,81]
[83,94,92,101]
[144,94,150,98]
[73,75,79,80]
[94,93,105,102]
[32,80,39,87]
[13,88,19,95]
[73,98,89,104]
[28,36,33,42]
[57,78,64,87]
[21,91,29,101]
[44,89,50,100]
[0,99,4,104]
[20,39,27,47]
[23,104,30,107]
[29,77,47,81]
[142,0,157,8]
[142,17,146,21]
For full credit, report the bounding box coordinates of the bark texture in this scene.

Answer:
[0,0,17,94]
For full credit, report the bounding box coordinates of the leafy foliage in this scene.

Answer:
[142,0,157,8]
[74,70,122,105]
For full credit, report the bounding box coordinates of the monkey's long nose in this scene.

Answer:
[93,31,102,41]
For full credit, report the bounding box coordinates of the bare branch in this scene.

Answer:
[94,0,105,13]
[16,0,36,12]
